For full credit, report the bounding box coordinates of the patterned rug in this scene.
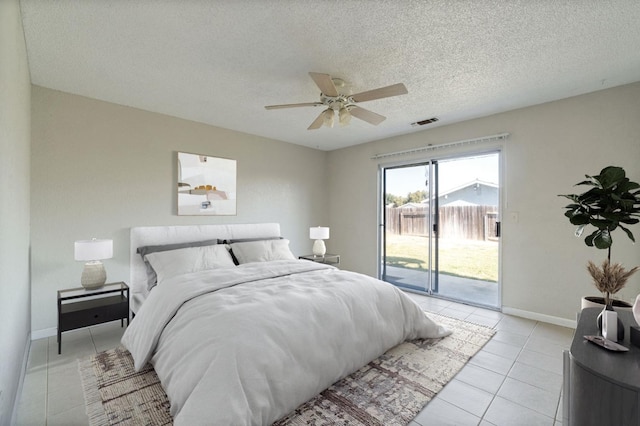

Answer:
[79,314,494,426]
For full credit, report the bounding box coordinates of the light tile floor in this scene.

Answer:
[407,293,572,426]
[15,293,574,425]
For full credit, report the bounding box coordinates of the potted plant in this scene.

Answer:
[560,166,640,316]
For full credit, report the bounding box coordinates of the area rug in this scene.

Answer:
[79,313,494,426]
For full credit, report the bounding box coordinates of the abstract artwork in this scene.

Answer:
[177,152,236,215]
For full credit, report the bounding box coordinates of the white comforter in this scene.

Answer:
[121,260,450,426]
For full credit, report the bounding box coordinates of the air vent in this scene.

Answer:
[411,117,439,127]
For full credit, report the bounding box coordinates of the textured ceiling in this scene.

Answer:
[20,1,640,151]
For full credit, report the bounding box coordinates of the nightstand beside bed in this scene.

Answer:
[298,254,340,265]
[57,281,129,354]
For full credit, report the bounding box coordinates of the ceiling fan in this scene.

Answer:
[265,72,408,130]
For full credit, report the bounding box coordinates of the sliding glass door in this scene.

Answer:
[381,163,433,293]
[380,152,500,308]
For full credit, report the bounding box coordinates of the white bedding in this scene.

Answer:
[121,260,450,425]
[129,223,282,313]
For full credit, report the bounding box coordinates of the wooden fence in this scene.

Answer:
[385,206,498,241]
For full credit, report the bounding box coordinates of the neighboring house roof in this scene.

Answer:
[397,202,425,209]
[438,179,498,198]
[393,180,498,208]
[438,179,498,207]
[443,199,477,207]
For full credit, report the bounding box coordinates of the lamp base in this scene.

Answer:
[312,240,326,256]
[81,261,107,289]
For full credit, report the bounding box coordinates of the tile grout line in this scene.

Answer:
[553,391,563,423]
[422,303,498,423]
[429,307,506,423]
[477,314,528,422]
[534,322,567,424]
[410,294,570,424]
[483,320,559,422]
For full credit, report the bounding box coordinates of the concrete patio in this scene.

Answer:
[383,265,499,309]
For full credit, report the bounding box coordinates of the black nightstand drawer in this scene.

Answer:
[59,295,128,331]
[57,282,129,354]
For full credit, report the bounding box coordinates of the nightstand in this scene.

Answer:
[57,282,129,354]
[299,254,340,265]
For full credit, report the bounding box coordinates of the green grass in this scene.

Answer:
[384,234,499,282]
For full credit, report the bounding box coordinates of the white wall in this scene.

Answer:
[0,0,32,422]
[327,82,640,324]
[30,86,328,334]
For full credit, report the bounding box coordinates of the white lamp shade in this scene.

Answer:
[309,227,330,240]
[74,239,113,261]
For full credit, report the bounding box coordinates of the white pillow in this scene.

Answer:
[230,239,296,264]
[144,245,235,285]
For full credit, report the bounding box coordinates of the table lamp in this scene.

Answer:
[309,227,330,256]
[74,238,113,289]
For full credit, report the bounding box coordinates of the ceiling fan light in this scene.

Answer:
[322,108,334,128]
[339,107,351,126]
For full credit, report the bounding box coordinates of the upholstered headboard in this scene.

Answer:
[129,223,281,313]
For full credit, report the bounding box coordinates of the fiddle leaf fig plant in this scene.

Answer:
[560,166,640,305]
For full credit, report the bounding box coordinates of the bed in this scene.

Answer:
[123,223,450,425]
[129,223,283,313]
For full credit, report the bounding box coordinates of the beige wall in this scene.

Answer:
[30,86,328,333]
[327,82,640,325]
[0,0,32,422]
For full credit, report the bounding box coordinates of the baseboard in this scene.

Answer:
[32,327,56,340]
[11,332,31,426]
[502,306,577,329]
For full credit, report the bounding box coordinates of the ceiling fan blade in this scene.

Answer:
[308,72,339,97]
[307,110,325,130]
[349,106,386,125]
[265,102,323,110]
[350,83,408,103]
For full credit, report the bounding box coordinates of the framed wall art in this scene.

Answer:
[177,152,237,215]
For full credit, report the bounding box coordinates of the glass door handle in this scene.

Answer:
[496,221,501,238]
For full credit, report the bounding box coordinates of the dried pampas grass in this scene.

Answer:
[587,259,639,305]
